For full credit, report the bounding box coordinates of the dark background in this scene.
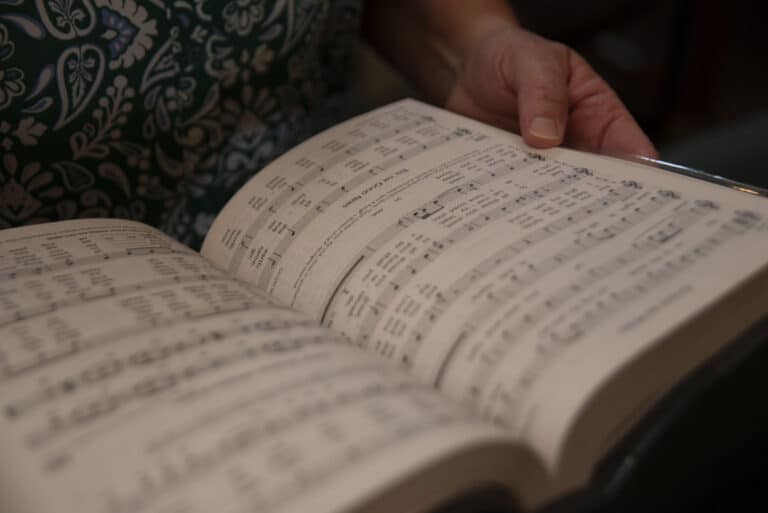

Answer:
[514,0,768,189]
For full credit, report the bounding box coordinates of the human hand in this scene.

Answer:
[444,24,658,158]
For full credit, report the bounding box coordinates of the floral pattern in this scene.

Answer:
[97,0,157,70]
[0,0,362,247]
[223,0,265,36]
[0,23,24,110]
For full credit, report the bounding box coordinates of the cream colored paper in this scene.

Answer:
[203,99,768,482]
[0,220,541,513]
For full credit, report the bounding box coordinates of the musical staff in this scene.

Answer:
[465,203,756,432]
[198,98,768,486]
[1,218,501,513]
[225,107,439,275]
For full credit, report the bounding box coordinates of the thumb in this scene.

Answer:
[503,40,570,148]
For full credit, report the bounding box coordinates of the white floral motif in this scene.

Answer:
[214,85,282,188]
[0,24,25,111]
[35,0,97,40]
[193,0,214,22]
[249,44,274,74]
[190,24,208,44]
[55,44,106,129]
[0,0,364,248]
[96,0,158,70]
[142,74,196,137]
[0,69,24,110]
[0,153,62,226]
[70,75,134,160]
[203,35,239,87]
[204,40,274,88]
[222,0,265,36]
[0,117,47,151]
[139,26,182,94]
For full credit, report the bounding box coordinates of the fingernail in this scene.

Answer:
[529,117,560,141]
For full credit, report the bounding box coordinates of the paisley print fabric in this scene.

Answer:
[0,0,362,248]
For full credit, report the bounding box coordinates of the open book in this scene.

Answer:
[2,99,767,513]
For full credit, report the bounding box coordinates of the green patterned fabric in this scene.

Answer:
[0,0,362,248]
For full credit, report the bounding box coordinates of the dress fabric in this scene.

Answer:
[0,0,362,248]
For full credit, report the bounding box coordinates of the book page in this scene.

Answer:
[0,220,546,513]
[203,99,768,480]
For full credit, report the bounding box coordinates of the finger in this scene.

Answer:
[445,86,522,135]
[567,52,658,158]
[501,36,570,148]
[599,114,658,159]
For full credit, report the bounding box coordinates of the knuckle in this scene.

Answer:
[549,41,571,61]
[525,83,565,106]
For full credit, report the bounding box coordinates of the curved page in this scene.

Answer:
[203,100,768,487]
[0,220,547,513]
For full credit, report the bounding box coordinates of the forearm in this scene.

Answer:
[362,0,520,103]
